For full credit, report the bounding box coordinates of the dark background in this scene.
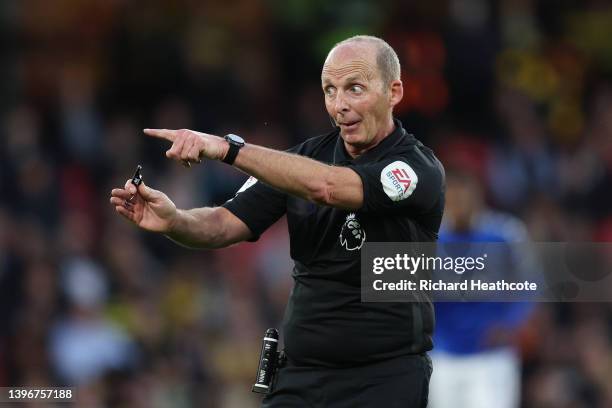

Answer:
[0,0,611,406]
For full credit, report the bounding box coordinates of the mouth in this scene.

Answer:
[339,120,361,132]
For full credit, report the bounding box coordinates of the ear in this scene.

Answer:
[388,79,403,108]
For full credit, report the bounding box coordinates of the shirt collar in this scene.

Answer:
[333,119,415,165]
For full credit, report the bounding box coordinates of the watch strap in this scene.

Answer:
[222,134,244,165]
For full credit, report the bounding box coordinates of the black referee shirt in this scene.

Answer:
[223,120,445,367]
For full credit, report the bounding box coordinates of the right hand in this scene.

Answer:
[110,179,177,233]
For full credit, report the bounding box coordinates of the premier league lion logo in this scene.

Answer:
[339,213,366,251]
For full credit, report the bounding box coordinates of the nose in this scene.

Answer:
[334,90,350,114]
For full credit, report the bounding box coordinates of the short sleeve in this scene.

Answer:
[348,151,444,214]
[220,137,329,241]
[222,176,287,241]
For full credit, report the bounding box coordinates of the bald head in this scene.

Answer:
[327,35,401,88]
[320,34,404,157]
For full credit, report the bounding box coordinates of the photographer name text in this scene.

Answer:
[372,279,538,292]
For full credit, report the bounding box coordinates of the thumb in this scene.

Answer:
[137,181,159,200]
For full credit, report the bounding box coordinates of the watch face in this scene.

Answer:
[227,134,245,146]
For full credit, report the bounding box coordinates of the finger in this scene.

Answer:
[111,189,132,199]
[136,181,159,200]
[110,196,128,206]
[124,178,137,195]
[182,135,196,160]
[166,134,187,160]
[144,128,176,142]
[187,143,203,163]
[115,205,135,222]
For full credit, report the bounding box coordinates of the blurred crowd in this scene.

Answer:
[0,0,611,407]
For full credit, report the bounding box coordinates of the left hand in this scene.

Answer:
[144,128,229,166]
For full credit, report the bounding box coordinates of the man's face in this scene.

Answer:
[321,44,397,150]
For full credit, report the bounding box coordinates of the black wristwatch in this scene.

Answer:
[222,134,245,165]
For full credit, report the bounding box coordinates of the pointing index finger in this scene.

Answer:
[143,128,176,142]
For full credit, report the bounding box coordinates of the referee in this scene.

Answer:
[110,35,445,407]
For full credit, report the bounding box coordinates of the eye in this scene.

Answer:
[350,84,364,94]
[324,86,336,97]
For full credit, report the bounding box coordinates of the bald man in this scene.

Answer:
[110,35,445,407]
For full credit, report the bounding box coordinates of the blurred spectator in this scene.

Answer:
[430,170,533,408]
[487,88,558,213]
[50,257,136,385]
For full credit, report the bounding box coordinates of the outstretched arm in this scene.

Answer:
[143,129,365,209]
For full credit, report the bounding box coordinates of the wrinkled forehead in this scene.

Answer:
[321,44,379,84]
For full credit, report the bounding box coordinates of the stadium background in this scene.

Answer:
[0,0,611,406]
